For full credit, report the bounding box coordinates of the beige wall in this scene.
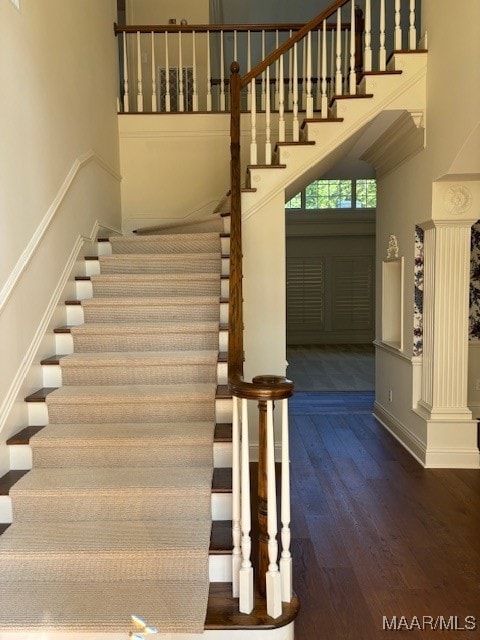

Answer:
[0,0,121,474]
[374,0,480,463]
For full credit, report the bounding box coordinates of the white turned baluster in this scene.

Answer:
[321,21,328,117]
[349,2,356,95]
[220,30,226,111]
[278,54,285,141]
[335,9,343,95]
[164,31,171,112]
[266,400,282,619]
[288,30,293,110]
[247,30,252,110]
[409,0,417,50]
[261,30,266,110]
[316,29,321,111]
[379,0,386,70]
[151,32,157,112]
[206,30,212,112]
[192,30,198,111]
[122,32,129,113]
[364,0,372,71]
[292,42,299,141]
[234,29,238,62]
[330,30,335,99]
[250,79,257,164]
[343,28,349,93]
[231,396,242,597]
[265,65,272,164]
[306,31,313,118]
[275,30,280,110]
[178,31,184,112]
[394,0,402,50]
[136,31,143,112]
[280,398,292,602]
[239,398,254,614]
[301,38,307,110]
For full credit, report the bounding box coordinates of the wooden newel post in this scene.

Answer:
[229,62,243,380]
[257,399,269,597]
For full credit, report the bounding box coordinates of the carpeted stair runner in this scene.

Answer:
[0,231,223,633]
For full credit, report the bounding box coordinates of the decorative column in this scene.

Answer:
[417,182,480,468]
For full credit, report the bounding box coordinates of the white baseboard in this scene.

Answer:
[373,401,427,466]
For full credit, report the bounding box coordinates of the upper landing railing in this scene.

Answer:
[114,19,363,114]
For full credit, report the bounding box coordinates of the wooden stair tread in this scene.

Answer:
[216,384,232,399]
[0,470,29,495]
[209,520,232,554]
[54,322,230,334]
[205,582,299,630]
[212,467,232,493]
[275,141,315,147]
[24,388,57,402]
[301,117,344,128]
[329,93,374,107]
[247,164,287,170]
[7,423,232,446]
[6,425,46,445]
[41,352,228,365]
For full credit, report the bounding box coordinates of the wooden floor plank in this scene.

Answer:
[289,391,480,639]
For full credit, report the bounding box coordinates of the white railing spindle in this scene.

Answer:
[379,0,386,70]
[122,32,129,112]
[364,0,372,71]
[250,79,258,164]
[292,42,299,141]
[394,0,402,50]
[220,30,226,111]
[288,30,293,110]
[136,31,143,112]
[278,54,285,142]
[306,31,313,118]
[301,38,307,110]
[335,9,343,95]
[231,396,241,598]
[151,32,157,112]
[330,29,335,99]
[349,2,356,95]
[261,30,266,110]
[266,400,282,619]
[239,398,254,614]
[316,28,322,111]
[343,28,349,93]
[280,398,292,602]
[265,65,272,164]
[192,31,198,111]
[247,30,252,111]
[178,31,184,112]
[321,20,328,117]
[409,0,417,50]
[164,31,171,112]
[206,30,212,111]
[275,30,280,110]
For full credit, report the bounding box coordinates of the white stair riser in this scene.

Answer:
[42,361,228,387]
[66,302,229,325]
[1,492,232,524]
[55,329,228,355]
[74,279,229,299]
[9,441,232,471]
[28,398,232,426]
[84,257,230,277]
[209,554,232,582]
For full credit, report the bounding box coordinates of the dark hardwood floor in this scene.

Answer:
[289,391,480,639]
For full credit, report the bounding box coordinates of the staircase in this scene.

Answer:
[0,222,298,639]
[0,0,429,636]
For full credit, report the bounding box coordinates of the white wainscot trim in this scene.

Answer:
[373,401,427,467]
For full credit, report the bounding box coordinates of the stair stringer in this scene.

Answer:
[241,52,427,221]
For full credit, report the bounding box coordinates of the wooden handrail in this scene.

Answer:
[114,21,353,35]
[241,0,352,87]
